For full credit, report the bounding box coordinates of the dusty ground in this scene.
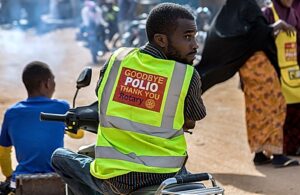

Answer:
[0,28,299,195]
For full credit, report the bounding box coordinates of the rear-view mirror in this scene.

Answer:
[76,67,92,89]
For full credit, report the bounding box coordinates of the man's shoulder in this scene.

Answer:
[4,99,69,116]
[191,68,201,82]
[28,97,69,109]
[50,99,69,106]
[4,101,25,116]
[47,99,70,111]
[188,69,202,94]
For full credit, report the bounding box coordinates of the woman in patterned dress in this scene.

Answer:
[196,0,299,167]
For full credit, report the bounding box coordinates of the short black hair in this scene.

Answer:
[22,61,53,94]
[146,3,195,43]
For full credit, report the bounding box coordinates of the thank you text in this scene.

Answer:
[113,67,167,112]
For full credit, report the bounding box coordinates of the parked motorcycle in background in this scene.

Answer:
[75,1,213,65]
[102,1,120,50]
[76,0,109,64]
[120,13,147,48]
[194,6,212,65]
[41,0,81,30]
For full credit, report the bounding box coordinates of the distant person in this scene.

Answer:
[196,0,299,167]
[0,61,83,192]
[0,0,21,25]
[81,0,109,64]
[101,0,119,43]
[263,0,300,156]
[48,0,74,20]
[117,0,137,35]
[20,0,45,28]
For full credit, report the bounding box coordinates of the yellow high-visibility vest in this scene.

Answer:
[91,48,194,179]
[271,4,300,104]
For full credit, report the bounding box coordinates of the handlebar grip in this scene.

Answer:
[175,173,210,184]
[40,112,66,122]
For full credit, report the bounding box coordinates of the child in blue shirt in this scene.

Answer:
[0,61,83,188]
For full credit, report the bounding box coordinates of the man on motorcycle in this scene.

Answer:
[51,3,206,194]
[0,61,84,193]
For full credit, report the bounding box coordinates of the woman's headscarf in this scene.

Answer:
[196,0,277,93]
[214,0,264,37]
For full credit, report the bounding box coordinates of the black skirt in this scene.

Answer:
[283,103,300,155]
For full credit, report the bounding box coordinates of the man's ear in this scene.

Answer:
[37,80,45,92]
[153,33,168,49]
[35,80,47,96]
[42,79,50,89]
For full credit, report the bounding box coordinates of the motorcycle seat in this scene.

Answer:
[15,173,65,195]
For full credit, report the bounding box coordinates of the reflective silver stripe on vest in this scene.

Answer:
[161,62,187,129]
[95,146,186,168]
[100,48,186,139]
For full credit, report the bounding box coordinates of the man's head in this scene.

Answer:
[22,61,55,98]
[146,3,198,64]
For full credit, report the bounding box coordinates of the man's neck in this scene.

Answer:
[140,43,168,59]
[27,92,49,99]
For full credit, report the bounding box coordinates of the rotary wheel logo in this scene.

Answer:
[145,99,155,109]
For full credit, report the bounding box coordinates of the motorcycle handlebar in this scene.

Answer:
[175,173,210,184]
[156,173,218,194]
[40,112,67,122]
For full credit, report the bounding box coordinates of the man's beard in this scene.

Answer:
[166,39,190,64]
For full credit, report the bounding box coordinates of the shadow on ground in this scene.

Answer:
[213,159,300,195]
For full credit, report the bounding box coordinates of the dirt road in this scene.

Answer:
[0,28,299,195]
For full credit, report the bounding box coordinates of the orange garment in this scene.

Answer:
[239,51,286,154]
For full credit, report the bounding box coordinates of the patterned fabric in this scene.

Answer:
[239,51,285,154]
[283,103,300,155]
[262,0,300,156]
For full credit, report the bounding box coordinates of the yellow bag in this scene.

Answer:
[272,4,300,103]
[280,65,300,103]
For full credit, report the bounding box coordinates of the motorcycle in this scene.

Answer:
[40,67,225,195]
[120,13,148,48]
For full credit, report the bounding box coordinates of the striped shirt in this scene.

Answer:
[96,44,206,194]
